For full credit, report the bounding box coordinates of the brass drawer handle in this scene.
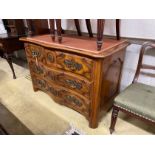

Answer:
[64,59,82,71]
[31,51,41,66]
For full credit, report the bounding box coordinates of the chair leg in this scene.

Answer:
[85,19,93,37]
[49,19,55,41]
[26,19,34,36]
[97,19,105,51]
[109,106,119,134]
[74,19,82,36]
[5,53,16,79]
[56,19,62,43]
[116,19,120,40]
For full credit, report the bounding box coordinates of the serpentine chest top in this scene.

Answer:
[20,34,129,128]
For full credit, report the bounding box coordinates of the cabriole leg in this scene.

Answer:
[5,53,16,79]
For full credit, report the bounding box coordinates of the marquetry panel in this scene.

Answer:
[55,51,94,80]
[28,60,45,77]
[25,44,45,63]
[44,49,56,67]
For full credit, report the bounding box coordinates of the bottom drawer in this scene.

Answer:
[32,75,90,118]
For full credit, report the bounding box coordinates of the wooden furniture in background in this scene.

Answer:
[49,19,120,51]
[3,19,26,36]
[0,19,26,79]
[49,19,64,43]
[26,19,50,36]
[74,19,120,50]
[0,19,51,79]
[0,33,25,79]
[20,34,129,128]
[109,42,155,134]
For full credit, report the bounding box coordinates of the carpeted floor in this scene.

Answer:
[0,57,155,135]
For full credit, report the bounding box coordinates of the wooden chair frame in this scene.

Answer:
[49,19,120,51]
[109,42,155,134]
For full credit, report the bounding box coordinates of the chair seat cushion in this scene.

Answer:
[114,83,155,121]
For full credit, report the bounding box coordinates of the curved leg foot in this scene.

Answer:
[5,53,16,79]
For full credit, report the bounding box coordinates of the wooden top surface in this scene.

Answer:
[20,34,130,58]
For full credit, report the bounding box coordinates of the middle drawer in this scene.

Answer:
[29,60,92,99]
[45,66,92,100]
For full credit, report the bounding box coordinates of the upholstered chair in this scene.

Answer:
[109,42,155,134]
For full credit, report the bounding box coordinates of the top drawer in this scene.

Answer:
[56,51,94,80]
[25,44,94,80]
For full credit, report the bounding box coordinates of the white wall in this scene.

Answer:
[61,19,155,40]
[0,19,6,34]
[1,19,155,39]
[120,44,155,91]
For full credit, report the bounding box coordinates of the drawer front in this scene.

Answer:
[31,75,89,117]
[45,67,92,99]
[56,51,94,80]
[25,44,45,63]
[48,83,89,117]
[28,60,45,77]
[44,49,55,66]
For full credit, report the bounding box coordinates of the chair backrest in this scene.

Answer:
[133,42,155,83]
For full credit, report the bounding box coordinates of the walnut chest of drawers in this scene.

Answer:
[20,35,129,128]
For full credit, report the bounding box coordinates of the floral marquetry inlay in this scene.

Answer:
[56,51,94,80]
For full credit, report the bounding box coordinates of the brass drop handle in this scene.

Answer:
[35,57,39,66]
[32,51,39,66]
